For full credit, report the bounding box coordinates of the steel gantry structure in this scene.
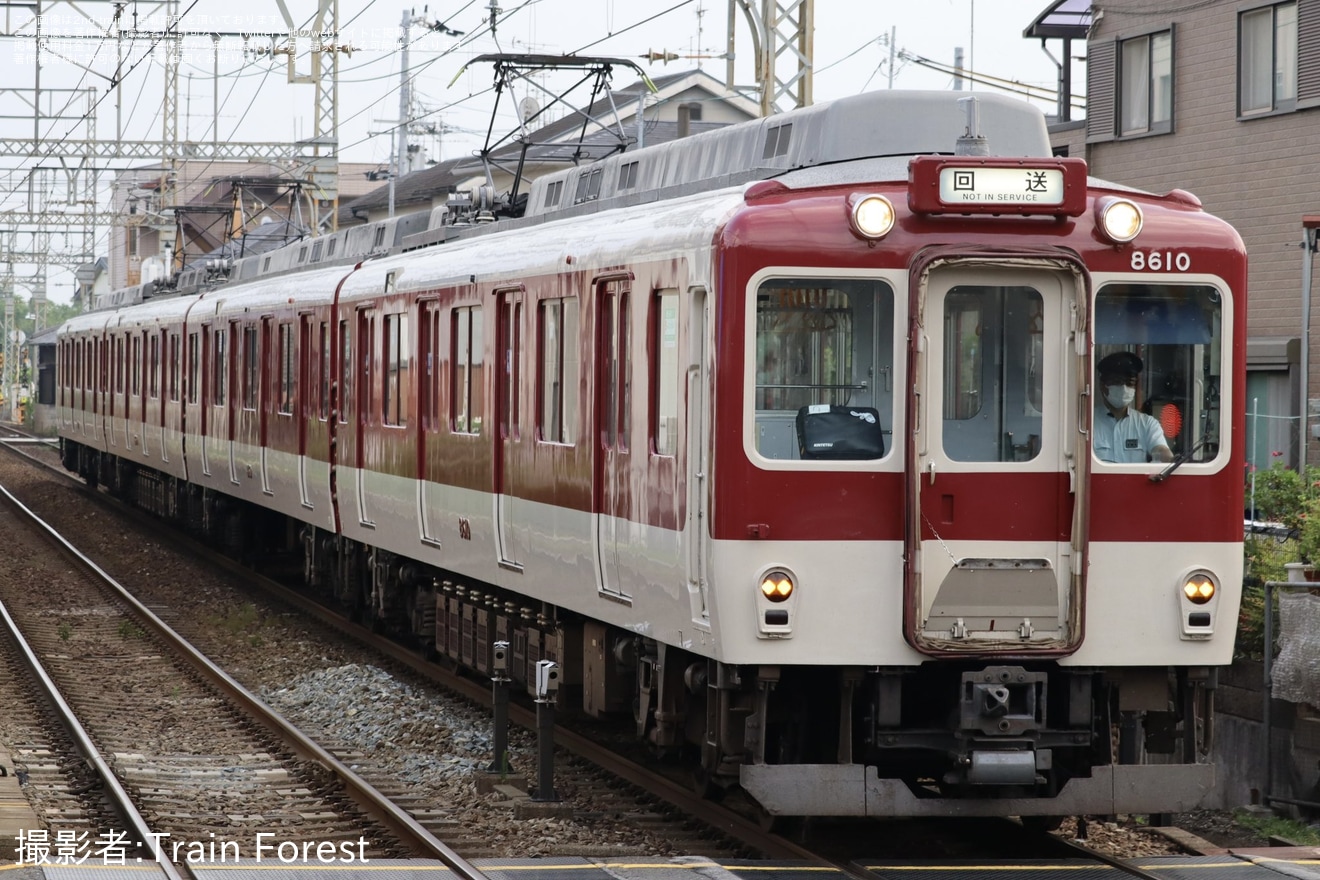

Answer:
[728,0,815,116]
[0,0,346,412]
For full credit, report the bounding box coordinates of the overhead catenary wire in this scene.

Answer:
[5,0,205,197]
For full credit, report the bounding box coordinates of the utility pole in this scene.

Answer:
[390,7,419,218]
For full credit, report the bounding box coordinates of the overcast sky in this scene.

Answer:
[4,0,1076,302]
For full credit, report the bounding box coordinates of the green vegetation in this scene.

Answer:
[1240,462,1312,660]
[1233,808,1320,845]
[117,620,146,641]
[207,602,269,648]
[57,621,72,642]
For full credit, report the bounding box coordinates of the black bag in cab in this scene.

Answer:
[795,405,885,460]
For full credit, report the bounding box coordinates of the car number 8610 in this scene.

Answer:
[1130,250,1191,271]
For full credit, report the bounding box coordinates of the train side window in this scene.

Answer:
[149,333,160,399]
[213,328,227,406]
[168,333,180,402]
[319,322,330,420]
[187,332,199,404]
[419,308,438,429]
[538,297,579,444]
[1093,284,1223,465]
[383,312,410,427]
[653,291,680,456]
[131,334,141,397]
[338,319,350,423]
[278,322,295,415]
[243,325,259,410]
[452,305,483,434]
[752,277,892,462]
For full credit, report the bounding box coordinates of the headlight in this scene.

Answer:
[1095,197,1143,244]
[850,194,896,240]
[1182,573,1216,604]
[760,571,794,602]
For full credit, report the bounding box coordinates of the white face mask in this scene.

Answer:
[1104,384,1135,409]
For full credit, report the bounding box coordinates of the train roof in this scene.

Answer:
[74,89,1179,321]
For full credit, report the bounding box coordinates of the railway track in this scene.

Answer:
[0,471,488,877]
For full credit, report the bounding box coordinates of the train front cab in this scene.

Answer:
[720,184,1243,818]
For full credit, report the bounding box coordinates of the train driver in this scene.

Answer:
[1092,351,1174,464]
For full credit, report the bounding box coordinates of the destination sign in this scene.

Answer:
[937,166,1065,206]
[907,156,1088,217]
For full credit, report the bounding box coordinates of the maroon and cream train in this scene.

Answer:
[57,89,1245,818]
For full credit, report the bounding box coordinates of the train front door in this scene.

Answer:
[907,263,1085,652]
[594,280,631,600]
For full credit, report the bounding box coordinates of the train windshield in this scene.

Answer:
[1093,283,1223,465]
[751,277,894,462]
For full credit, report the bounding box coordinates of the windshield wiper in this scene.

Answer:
[1149,436,1212,483]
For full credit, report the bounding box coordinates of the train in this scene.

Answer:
[56,87,1246,820]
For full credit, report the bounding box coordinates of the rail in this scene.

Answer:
[0,484,188,880]
[0,479,492,880]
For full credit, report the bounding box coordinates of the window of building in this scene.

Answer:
[653,291,680,456]
[1241,1,1297,114]
[452,306,484,434]
[539,297,579,444]
[383,312,410,426]
[278,322,295,414]
[1120,30,1172,135]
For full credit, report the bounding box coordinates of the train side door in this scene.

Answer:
[355,308,375,526]
[418,301,442,544]
[227,321,241,485]
[200,326,213,477]
[260,317,273,494]
[494,289,523,568]
[684,287,711,621]
[297,316,312,506]
[594,279,631,600]
[908,264,1084,652]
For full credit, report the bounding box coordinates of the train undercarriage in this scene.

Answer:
[62,442,1218,818]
